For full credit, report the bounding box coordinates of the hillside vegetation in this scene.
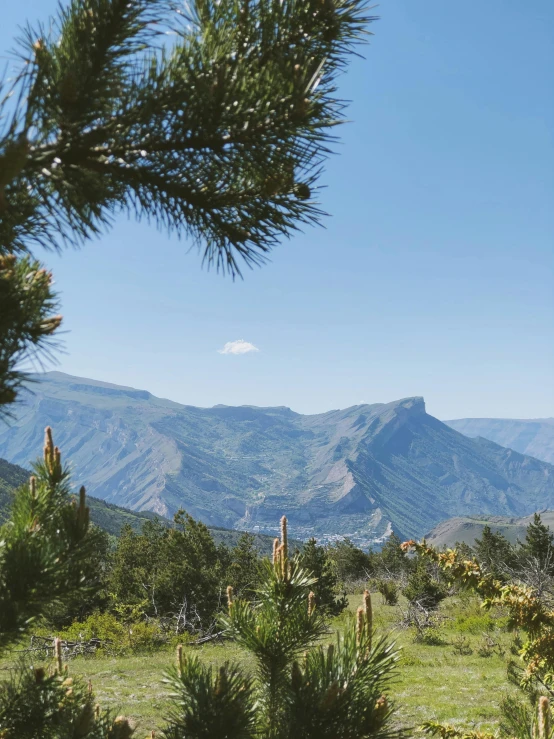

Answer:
[0,456,280,552]
[426,510,554,548]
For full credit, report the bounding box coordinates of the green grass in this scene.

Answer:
[0,593,519,735]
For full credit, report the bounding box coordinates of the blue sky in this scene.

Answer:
[3,1,553,419]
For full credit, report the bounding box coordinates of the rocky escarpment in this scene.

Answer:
[1,373,554,546]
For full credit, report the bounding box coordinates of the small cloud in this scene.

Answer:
[218,339,260,355]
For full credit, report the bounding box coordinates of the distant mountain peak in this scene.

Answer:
[2,373,553,546]
[446,417,554,465]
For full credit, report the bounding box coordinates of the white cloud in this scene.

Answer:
[218,339,260,355]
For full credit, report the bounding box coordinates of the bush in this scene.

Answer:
[403,560,446,610]
[376,579,399,606]
[417,627,446,646]
[57,612,167,654]
[453,612,505,634]
[162,517,402,739]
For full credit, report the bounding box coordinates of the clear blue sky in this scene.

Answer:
[3,1,553,419]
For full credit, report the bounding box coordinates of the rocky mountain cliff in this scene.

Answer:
[445,417,554,465]
[1,372,554,545]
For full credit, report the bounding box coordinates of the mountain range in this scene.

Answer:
[445,418,554,465]
[1,372,554,545]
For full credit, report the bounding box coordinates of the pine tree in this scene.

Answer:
[402,556,446,611]
[227,532,262,600]
[379,532,408,576]
[520,514,554,571]
[474,525,516,580]
[0,430,135,736]
[300,537,347,616]
[0,0,374,414]
[163,517,402,739]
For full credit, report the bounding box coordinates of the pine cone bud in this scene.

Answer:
[294,183,311,200]
[356,606,364,644]
[112,716,134,739]
[363,589,373,649]
[176,644,184,675]
[215,666,227,696]
[74,701,95,736]
[538,696,550,739]
[272,538,280,565]
[54,637,63,674]
[308,591,316,617]
[280,516,288,558]
[374,695,388,726]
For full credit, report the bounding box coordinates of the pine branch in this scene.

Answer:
[0,255,61,416]
[0,0,376,274]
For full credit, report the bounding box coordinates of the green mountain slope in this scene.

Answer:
[0,456,279,552]
[445,417,554,465]
[2,372,554,545]
[0,456,170,533]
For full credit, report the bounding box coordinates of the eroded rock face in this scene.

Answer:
[2,372,554,546]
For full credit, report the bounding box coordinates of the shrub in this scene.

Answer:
[416,627,446,647]
[451,635,473,656]
[376,579,399,606]
[453,612,505,634]
[403,560,447,610]
[58,612,166,654]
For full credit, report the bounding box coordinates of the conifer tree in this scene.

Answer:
[0,0,374,414]
[0,430,135,736]
[300,537,347,615]
[163,517,401,739]
[520,514,554,572]
[474,525,516,580]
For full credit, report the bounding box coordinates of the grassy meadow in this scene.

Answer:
[0,592,518,735]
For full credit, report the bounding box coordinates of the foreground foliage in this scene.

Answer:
[162,518,400,739]
[0,0,373,413]
[403,537,554,696]
[0,429,134,736]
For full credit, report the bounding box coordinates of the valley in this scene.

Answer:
[1,372,554,545]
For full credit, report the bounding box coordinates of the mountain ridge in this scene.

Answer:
[2,372,554,546]
[425,510,554,549]
[445,417,554,465]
